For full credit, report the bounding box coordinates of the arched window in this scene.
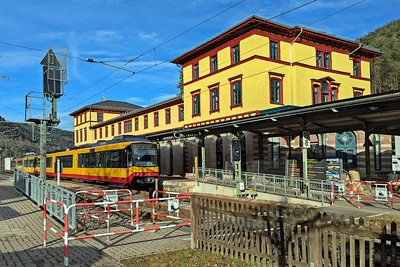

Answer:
[321,82,328,103]
[311,77,339,104]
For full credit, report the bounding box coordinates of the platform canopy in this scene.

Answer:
[148,90,400,140]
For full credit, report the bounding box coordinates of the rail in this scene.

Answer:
[14,169,76,229]
[194,167,331,205]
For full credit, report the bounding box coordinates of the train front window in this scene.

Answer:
[131,143,157,167]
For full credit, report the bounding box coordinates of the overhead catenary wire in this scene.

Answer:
[1,0,367,130]
[59,0,320,120]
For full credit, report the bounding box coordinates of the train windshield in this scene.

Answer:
[130,143,157,167]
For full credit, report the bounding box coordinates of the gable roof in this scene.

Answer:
[90,96,183,129]
[69,100,141,116]
[172,15,382,65]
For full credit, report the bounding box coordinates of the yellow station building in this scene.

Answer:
[70,16,386,178]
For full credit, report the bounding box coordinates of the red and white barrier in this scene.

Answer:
[330,180,355,204]
[44,191,191,266]
[76,189,134,230]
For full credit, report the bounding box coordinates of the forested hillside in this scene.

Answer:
[0,120,73,158]
[358,19,400,93]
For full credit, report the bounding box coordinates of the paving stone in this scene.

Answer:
[0,175,191,266]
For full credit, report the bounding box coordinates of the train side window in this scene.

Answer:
[89,153,96,168]
[126,147,133,167]
[84,153,90,168]
[78,154,83,168]
[119,150,126,168]
[104,151,111,168]
[46,157,52,168]
[110,150,119,168]
[96,152,103,168]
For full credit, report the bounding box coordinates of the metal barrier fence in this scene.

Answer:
[194,167,331,205]
[13,169,76,229]
[44,190,191,266]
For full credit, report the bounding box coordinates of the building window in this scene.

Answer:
[323,52,330,69]
[270,78,282,103]
[111,125,114,136]
[118,123,121,135]
[229,75,243,109]
[268,137,280,170]
[75,117,78,125]
[313,84,319,105]
[331,87,337,101]
[76,130,79,143]
[321,82,328,103]
[179,105,184,121]
[154,112,159,127]
[312,78,339,104]
[99,128,102,139]
[84,113,87,122]
[211,88,219,112]
[166,109,171,124]
[105,126,108,137]
[232,82,241,107]
[97,113,103,122]
[135,118,139,131]
[316,51,330,69]
[193,63,199,80]
[316,51,322,67]
[270,41,279,60]
[80,130,83,142]
[84,128,87,141]
[94,129,97,140]
[232,45,240,64]
[124,120,132,133]
[353,87,364,97]
[353,60,360,77]
[192,93,200,117]
[144,115,148,129]
[211,55,218,72]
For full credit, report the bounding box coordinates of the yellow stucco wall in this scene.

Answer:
[72,27,376,147]
[181,30,372,128]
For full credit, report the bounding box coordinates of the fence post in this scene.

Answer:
[321,180,324,206]
[307,208,321,266]
[284,176,287,202]
[190,194,197,249]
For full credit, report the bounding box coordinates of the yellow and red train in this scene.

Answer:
[10,135,159,185]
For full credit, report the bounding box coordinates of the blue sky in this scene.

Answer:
[0,0,399,131]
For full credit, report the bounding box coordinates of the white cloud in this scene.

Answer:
[153,94,178,103]
[137,31,161,44]
[126,97,145,104]
[82,30,123,43]
[0,51,42,70]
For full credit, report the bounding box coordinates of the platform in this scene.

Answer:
[0,175,191,267]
